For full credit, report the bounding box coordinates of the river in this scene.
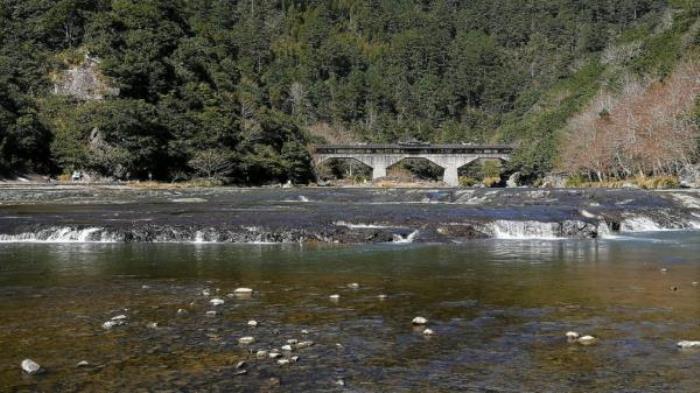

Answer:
[1,231,700,391]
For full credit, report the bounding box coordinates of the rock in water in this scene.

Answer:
[577,335,597,345]
[677,341,700,349]
[566,331,580,340]
[209,298,225,306]
[347,283,359,289]
[296,340,314,349]
[205,310,217,317]
[422,328,435,336]
[234,288,253,295]
[256,350,268,359]
[76,360,90,368]
[247,320,258,327]
[277,359,290,366]
[329,294,340,301]
[21,359,41,375]
[412,316,428,325]
[281,345,293,352]
[238,336,255,345]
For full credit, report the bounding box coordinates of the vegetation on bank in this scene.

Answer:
[0,1,698,185]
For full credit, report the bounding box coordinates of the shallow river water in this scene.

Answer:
[2,232,700,392]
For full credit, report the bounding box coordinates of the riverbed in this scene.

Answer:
[1,187,700,391]
[1,234,700,391]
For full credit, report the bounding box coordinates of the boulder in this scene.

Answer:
[506,172,521,188]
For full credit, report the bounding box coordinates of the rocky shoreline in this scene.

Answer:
[0,186,698,244]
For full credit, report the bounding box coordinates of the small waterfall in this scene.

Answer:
[484,220,560,240]
[334,221,391,229]
[393,230,419,244]
[620,217,666,232]
[0,227,119,243]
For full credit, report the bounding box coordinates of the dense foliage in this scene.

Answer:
[0,0,697,183]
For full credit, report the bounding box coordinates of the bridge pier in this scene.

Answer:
[443,166,459,187]
[372,164,387,180]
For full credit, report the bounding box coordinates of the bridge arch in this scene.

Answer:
[311,144,513,187]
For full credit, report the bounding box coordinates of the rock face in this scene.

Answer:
[53,54,119,100]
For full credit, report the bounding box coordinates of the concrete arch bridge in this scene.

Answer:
[311,144,513,186]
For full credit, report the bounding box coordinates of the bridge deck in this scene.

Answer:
[313,144,513,155]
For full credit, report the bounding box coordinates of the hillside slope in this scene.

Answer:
[0,1,698,184]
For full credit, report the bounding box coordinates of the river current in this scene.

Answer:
[2,231,700,392]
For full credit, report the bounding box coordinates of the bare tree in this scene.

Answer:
[188,149,234,181]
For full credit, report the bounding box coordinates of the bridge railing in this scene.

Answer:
[312,144,514,155]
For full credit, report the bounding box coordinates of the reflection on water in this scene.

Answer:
[1,233,700,391]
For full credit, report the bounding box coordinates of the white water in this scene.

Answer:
[485,220,561,240]
[619,217,667,232]
[0,227,119,243]
[393,230,419,244]
[334,221,392,229]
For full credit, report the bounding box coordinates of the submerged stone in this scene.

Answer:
[412,316,428,325]
[247,320,258,327]
[238,336,255,345]
[21,359,42,375]
[577,335,597,345]
[209,298,225,306]
[677,341,700,349]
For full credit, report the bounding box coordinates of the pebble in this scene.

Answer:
[412,316,428,325]
[248,320,258,327]
[693,282,699,287]
[286,339,298,345]
[201,289,211,296]
[296,340,314,349]
[177,308,188,315]
[566,331,580,340]
[256,350,268,359]
[281,345,293,352]
[660,268,668,273]
[205,310,217,317]
[378,294,387,301]
[209,298,225,306]
[102,320,124,330]
[277,359,290,366]
[348,283,359,289]
[141,285,151,289]
[301,329,309,335]
[269,352,282,359]
[76,360,90,368]
[238,336,255,345]
[21,359,41,375]
[234,288,253,295]
[577,335,597,345]
[335,379,345,387]
[677,340,700,349]
[147,322,159,329]
[290,356,299,362]
[329,294,340,301]
[422,328,435,336]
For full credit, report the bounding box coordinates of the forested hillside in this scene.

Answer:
[1,0,698,184]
